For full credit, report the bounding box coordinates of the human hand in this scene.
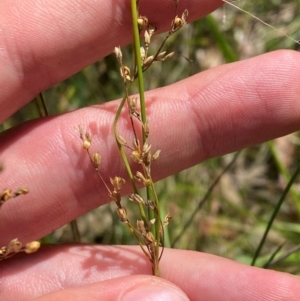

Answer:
[1,0,300,300]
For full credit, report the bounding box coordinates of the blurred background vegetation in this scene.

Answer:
[2,0,300,274]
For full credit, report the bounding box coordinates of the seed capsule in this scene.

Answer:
[117,207,128,223]
[24,241,41,254]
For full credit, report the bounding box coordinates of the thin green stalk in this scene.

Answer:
[130,0,146,130]
[263,243,285,268]
[38,92,48,116]
[113,94,147,223]
[159,202,170,248]
[172,151,240,248]
[130,0,157,228]
[204,14,238,63]
[148,176,162,262]
[130,0,162,276]
[251,164,300,266]
[70,220,81,243]
[34,93,48,117]
[265,244,300,268]
[130,0,152,208]
[268,141,300,218]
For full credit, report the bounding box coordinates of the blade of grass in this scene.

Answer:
[251,163,300,266]
[268,140,300,218]
[204,14,238,63]
[266,244,300,268]
[263,242,285,268]
[172,151,240,248]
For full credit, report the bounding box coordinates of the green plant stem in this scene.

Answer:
[204,14,238,63]
[148,176,162,264]
[268,141,300,218]
[159,201,171,248]
[263,243,285,268]
[34,93,49,117]
[70,220,81,243]
[130,0,153,224]
[130,0,161,276]
[113,94,157,266]
[130,0,146,130]
[113,94,147,223]
[251,164,300,266]
[172,151,240,248]
[265,244,300,268]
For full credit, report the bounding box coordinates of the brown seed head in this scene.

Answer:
[135,171,151,186]
[82,132,92,149]
[145,232,155,244]
[82,140,91,149]
[128,97,140,118]
[8,238,22,253]
[148,25,156,37]
[147,199,156,211]
[156,51,167,61]
[131,150,142,164]
[24,241,41,254]
[117,207,128,223]
[145,152,152,166]
[14,187,29,196]
[1,189,12,203]
[114,46,122,63]
[143,55,154,67]
[163,213,172,227]
[140,47,146,61]
[143,121,150,138]
[182,9,188,23]
[110,177,126,191]
[133,138,141,152]
[117,135,127,147]
[129,97,137,111]
[91,153,101,169]
[137,219,146,234]
[120,66,131,82]
[137,16,148,31]
[144,30,151,46]
[0,246,7,257]
[152,150,161,161]
[173,16,183,30]
[143,142,151,154]
[161,51,175,62]
[172,10,188,32]
[148,218,156,227]
[129,193,145,204]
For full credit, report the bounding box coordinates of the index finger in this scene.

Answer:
[0,0,222,122]
[1,245,299,300]
[1,50,300,245]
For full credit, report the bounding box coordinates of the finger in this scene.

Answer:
[1,50,300,244]
[1,245,299,301]
[161,249,300,301]
[0,245,189,301]
[0,0,221,122]
[31,276,189,301]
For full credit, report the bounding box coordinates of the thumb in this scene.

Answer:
[32,275,190,301]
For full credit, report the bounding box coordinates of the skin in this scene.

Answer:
[0,0,300,300]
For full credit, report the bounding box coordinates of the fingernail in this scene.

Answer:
[121,282,189,301]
